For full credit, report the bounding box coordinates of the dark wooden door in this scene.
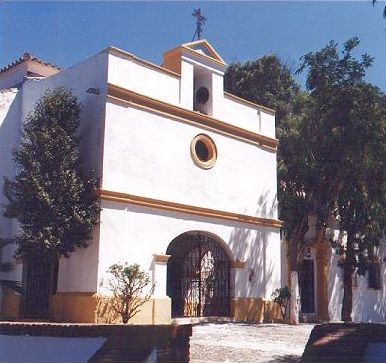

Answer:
[300,259,315,314]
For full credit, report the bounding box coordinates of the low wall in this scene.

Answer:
[301,323,386,363]
[0,322,192,363]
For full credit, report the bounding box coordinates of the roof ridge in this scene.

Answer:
[0,53,62,74]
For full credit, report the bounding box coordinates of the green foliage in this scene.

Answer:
[299,37,386,253]
[271,286,291,319]
[105,263,154,324]
[226,38,386,323]
[298,37,386,321]
[224,55,300,127]
[3,87,100,257]
[372,0,386,18]
[2,87,100,318]
[225,54,312,270]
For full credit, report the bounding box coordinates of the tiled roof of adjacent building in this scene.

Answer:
[0,53,62,74]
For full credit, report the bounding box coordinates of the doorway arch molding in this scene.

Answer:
[166,230,233,317]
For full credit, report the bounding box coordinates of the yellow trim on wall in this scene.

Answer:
[0,287,21,320]
[230,260,246,268]
[231,297,282,323]
[51,292,97,323]
[154,254,171,263]
[51,292,171,324]
[107,83,279,150]
[98,189,283,229]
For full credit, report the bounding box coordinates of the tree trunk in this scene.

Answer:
[22,251,57,319]
[341,232,355,322]
[289,270,300,325]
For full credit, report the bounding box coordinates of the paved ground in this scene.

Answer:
[190,322,315,363]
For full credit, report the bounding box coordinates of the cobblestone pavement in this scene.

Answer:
[190,322,315,363]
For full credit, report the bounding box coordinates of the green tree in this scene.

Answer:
[3,87,100,319]
[104,263,154,324]
[372,0,386,18]
[298,37,386,321]
[224,55,300,127]
[332,83,386,321]
[226,54,310,323]
[226,38,386,323]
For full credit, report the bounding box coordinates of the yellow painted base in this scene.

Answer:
[51,292,97,323]
[95,295,171,324]
[2,291,281,325]
[1,289,171,324]
[230,298,281,323]
[0,287,21,320]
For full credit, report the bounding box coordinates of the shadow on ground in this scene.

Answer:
[266,354,300,363]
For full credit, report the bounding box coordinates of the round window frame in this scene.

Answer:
[190,134,217,169]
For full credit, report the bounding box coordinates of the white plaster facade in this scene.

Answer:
[0,40,282,322]
[283,230,386,323]
[327,239,386,322]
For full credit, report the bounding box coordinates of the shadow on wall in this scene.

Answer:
[0,90,22,239]
[351,263,386,322]
[229,225,275,299]
[328,241,386,322]
[255,189,278,219]
[372,259,386,320]
[228,191,279,300]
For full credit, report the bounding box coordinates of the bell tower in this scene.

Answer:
[162,39,226,117]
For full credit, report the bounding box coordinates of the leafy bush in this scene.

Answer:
[105,263,154,324]
[271,286,291,319]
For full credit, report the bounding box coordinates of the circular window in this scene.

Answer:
[191,134,217,169]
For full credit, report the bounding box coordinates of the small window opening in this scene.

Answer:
[191,134,217,169]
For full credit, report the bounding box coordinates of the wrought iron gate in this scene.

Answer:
[167,233,230,317]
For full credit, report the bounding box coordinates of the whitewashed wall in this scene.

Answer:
[0,89,23,283]
[328,240,386,322]
[97,201,281,299]
[108,53,180,106]
[23,51,109,177]
[0,65,28,89]
[179,61,194,109]
[108,49,276,141]
[217,96,275,138]
[0,44,280,298]
[102,100,278,220]
[0,52,109,292]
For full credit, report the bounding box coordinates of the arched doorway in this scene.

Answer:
[166,232,230,318]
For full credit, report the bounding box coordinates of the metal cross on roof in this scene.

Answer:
[191,8,206,41]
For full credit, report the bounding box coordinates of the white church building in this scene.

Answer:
[1,40,386,325]
[0,40,283,324]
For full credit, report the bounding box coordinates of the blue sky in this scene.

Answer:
[1,1,386,90]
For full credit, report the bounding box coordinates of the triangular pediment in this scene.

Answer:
[162,39,226,74]
[181,39,225,64]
